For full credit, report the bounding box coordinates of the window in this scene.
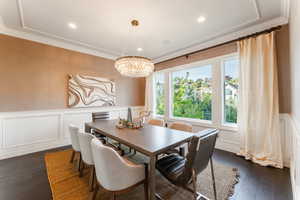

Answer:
[172,65,212,121]
[223,58,239,124]
[152,53,239,129]
[154,72,165,115]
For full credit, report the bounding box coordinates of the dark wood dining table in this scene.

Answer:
[85,120,194,200]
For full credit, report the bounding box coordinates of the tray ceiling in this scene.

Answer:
[0,0,288,62]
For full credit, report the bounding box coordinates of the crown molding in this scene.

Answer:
[153,16,289,63]
[16,0,120,59]
[1,0,290,62]
[13,0,261,62]
[0,19,118,60]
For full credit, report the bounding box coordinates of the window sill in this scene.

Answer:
[220,124,238,132]
[167,117,238,132]
[169,116,212,126]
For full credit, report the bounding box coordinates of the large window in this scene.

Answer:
[154,72,165,115]
[223,58,239,124]
[152,54,239,129]
[172,65,212,121]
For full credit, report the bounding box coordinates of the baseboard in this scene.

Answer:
[0,139,71,160]
[216,139,240,153]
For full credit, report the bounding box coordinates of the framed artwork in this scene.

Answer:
[68,74,116,108]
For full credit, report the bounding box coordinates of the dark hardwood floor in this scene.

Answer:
[0,147,292,200]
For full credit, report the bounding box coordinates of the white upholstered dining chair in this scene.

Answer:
[77,132,96,191]
[69,124,82,171]
[90,138,148,200]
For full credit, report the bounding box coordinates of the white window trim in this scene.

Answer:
[221,56,239,129]
[152,53,238,132]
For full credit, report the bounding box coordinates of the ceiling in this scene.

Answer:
[0,0,289,63]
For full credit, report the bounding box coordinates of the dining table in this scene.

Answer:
[85,119,194,200]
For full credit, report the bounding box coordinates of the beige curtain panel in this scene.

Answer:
[145,74,153,112]
[237,32,283,168]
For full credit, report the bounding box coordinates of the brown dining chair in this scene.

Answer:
[167,121,193,156]
[169,121,193,132]
[148,118,165,127]
[156,129,219,200]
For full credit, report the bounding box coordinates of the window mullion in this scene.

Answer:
[212,61,222,128]
[164,72,170,122]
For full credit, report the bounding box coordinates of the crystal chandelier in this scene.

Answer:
[114,20,154,77]
[115,56,154,77]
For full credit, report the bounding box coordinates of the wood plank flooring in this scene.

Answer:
[0,147,292,200]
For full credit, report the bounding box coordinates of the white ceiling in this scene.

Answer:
[0,0,289,63]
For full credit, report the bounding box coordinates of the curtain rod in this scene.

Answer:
[155,25,282,65]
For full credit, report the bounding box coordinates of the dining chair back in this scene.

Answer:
[92,112,110,121]
[156,129,219,200]
[148,118,165,127]
[166,121,193,156]
[78,132,95,166]
[181,129,219,183]
[91,138,145,191]
[69,124,80,152]
[90,138,148,200]
[169,121,193,132]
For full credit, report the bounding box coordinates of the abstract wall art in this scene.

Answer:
[68,74,116,108]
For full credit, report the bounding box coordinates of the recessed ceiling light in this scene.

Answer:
[68,22,77,29]
[197,16,206,23]
[137,47,143,52]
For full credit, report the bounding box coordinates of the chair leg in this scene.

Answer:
[191,169,198,200]
[89,166,95,192]
[179,147,185,157]
[210,159,217,200]
[112,192,116,200]
[79,162,84,177]
[70,150,75,163]
[144,163,149,200]
[90,183,99,200]
[78,153,82,172]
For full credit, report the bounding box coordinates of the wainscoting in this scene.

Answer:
[285,115,300,200]
[166,114,292,167]
[0,106,144,160]
[0,109,297,197]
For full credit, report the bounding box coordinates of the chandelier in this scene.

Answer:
[114,20,154,77]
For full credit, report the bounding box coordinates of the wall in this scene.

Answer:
[289,0,300,199]
[0,34,145,112]
[0,106,144,159]
[155,25,291,113]
[276,25,291,113]
[290,0,300,127]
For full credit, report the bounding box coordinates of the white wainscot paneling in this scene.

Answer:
[283,114,300,200]
[3,114,60,148]
[0,106,144,160]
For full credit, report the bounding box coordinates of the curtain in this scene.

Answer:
[237,32,283,168]
[145,74,153,112]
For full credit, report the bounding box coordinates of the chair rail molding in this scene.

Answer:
[0,106,144,160]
